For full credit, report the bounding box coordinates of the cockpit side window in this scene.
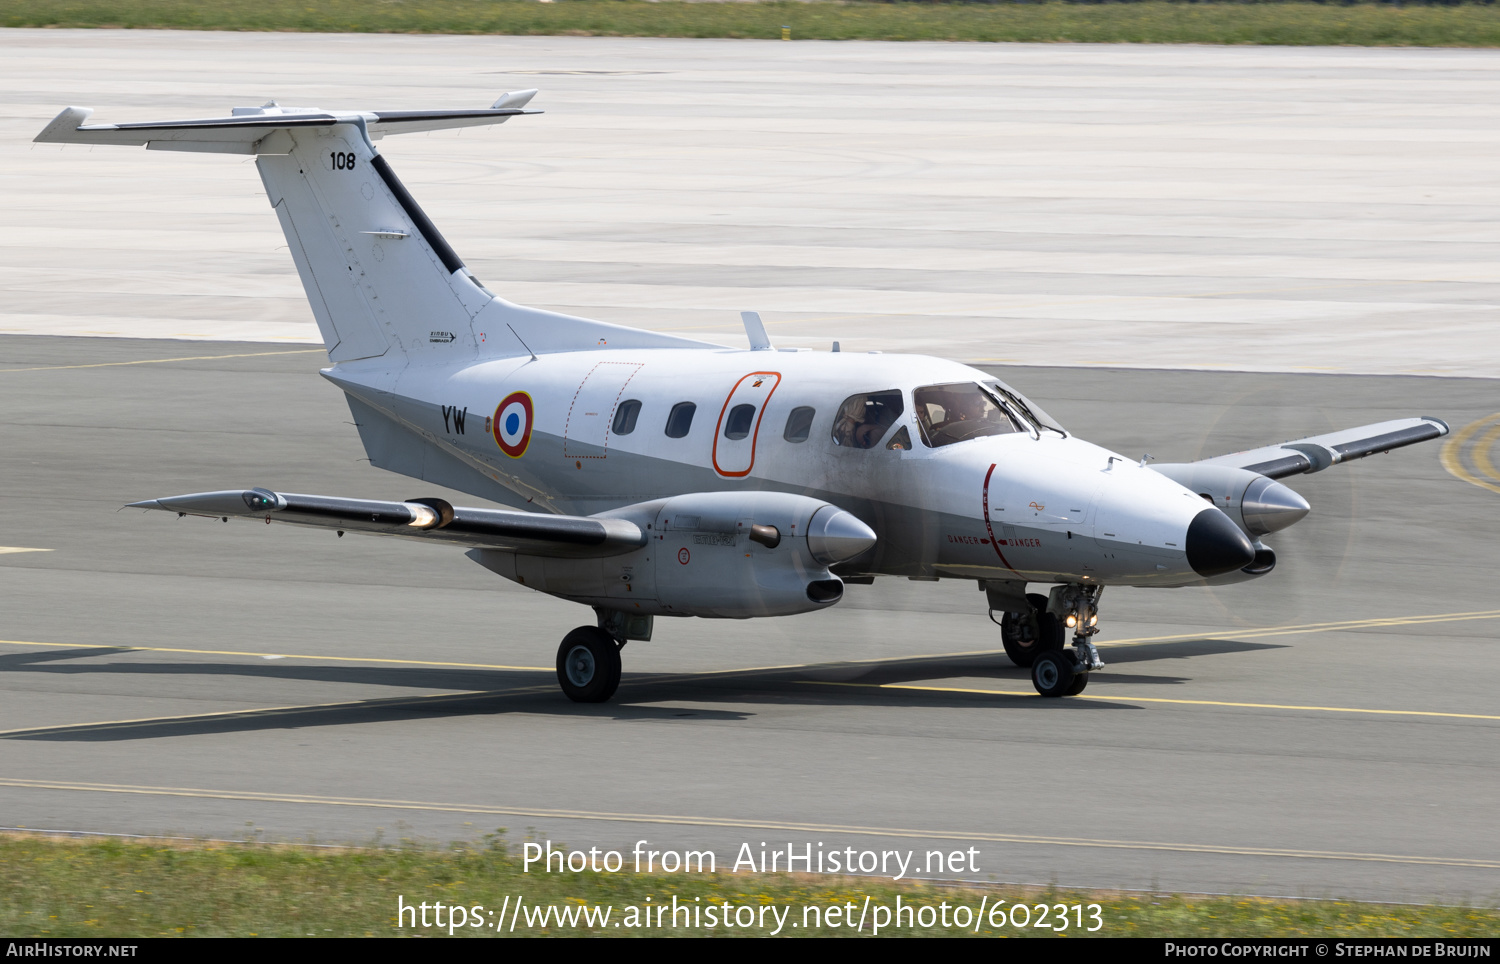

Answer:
[914,382,1024,448]
[832,390,905,449]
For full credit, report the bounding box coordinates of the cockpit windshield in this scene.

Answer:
[913,381,1067,448]
[983,380,1067,437]
[914,383,1024,448]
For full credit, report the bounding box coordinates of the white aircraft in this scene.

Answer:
[37,94,1450,701]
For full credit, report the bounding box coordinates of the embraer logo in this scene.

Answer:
[429,331,456,343]
[1029,501,1046,511]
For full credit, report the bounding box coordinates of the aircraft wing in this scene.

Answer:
[128,488,645,559]
[1192,416,1450,479]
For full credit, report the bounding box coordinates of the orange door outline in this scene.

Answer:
[712,371,781,478]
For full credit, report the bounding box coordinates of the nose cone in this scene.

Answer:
[806,506,877,564]
[1241,476,1311,536]
[1186,507,1256,577]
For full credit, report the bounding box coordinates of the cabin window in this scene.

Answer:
[723,404,755,440]
[612,399,641,435]
[832,390,905,449]
[914,382,1023,448]
[665,402,696,438]
[783,406,815,443]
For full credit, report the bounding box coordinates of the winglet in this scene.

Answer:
[492,89,539,110]
[34,107,94,144]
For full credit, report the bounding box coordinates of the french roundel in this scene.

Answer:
[493,391,534,458]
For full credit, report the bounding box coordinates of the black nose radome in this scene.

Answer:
[1186,507,1256,577]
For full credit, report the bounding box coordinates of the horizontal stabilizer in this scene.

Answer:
[128,488,645,558]
[1195,416,1450,479]
[35,94,540,154]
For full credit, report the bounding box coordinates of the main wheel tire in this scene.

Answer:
[1001,593,1065,667]
[1000,611,1040,667]
[556,626,622,703]
[1036,612,1065,650]
[1031,649,1078,698]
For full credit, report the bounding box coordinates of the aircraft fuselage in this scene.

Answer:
[327,348,1228,589]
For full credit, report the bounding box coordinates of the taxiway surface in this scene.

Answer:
[6,29,1500,375]
[0,28,1497,903]
[0,335,1495,902]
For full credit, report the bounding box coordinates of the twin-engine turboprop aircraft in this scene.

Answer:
[37,93,1450,700]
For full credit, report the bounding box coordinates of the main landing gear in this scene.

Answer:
[996,592,1064,668]
[556,626,621,703]
[555,608,653,703]
[992,584,1107,698]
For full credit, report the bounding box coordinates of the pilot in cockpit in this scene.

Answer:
[834,390,906,449]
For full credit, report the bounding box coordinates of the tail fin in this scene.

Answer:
[38,93,721,362]
[255,118,493,362]
[36,94,539,362]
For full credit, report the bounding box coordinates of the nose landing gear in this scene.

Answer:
[1023,583,1106,698]
[1031,648,1085,697]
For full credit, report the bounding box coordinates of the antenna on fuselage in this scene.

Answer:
[740,311,773,351]
[507,323,538,362]
[831,341,840,353]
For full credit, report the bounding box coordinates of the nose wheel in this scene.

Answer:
[1022,583,1107,697]
[1031,649,1089,697]
[556,626,622,703]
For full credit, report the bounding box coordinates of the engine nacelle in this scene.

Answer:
[1150,463,1310,537]
[1200,540,1276,585]
[468,491,876,619]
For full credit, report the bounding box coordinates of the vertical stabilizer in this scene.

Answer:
[37,95,726,360]
[255,121,491,362]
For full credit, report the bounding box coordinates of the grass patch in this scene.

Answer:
[0,833,1495,937]
[8,0,1500,46]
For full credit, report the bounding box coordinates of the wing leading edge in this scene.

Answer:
[1194,417,1449,480]
[129,489,645,558]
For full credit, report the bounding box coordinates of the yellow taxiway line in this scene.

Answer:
[0,607,1496,732]
[1099,608,1500,648]
[1440,413,1500,496]
[0,348,324,374]
[0,689,539,740]
[0,638,550,673]
[7,607,1496,674]
[0,777,1493,871]
[804,681,1500,722]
